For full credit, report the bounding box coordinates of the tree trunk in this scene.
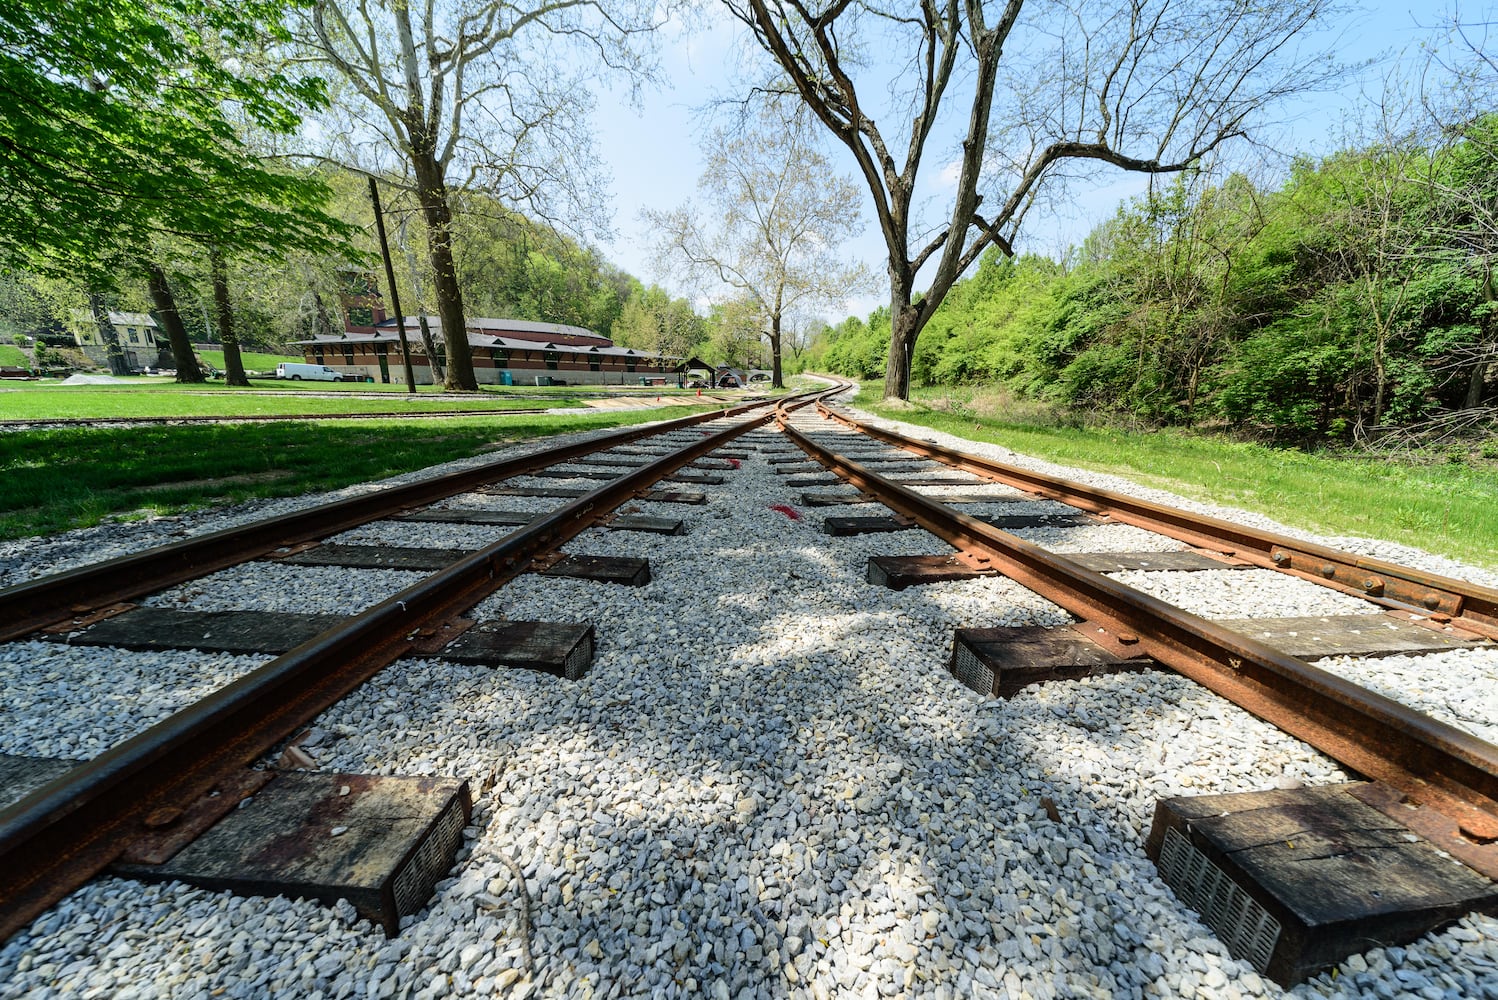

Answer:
[88,292,130,376]
[310,287,337,338]
[769,293,784,389]
[411,150,475,391]
[883,294,921,400]
[146,263,204,383]
[418,314,443,382]
[1462,359,1487,409]
[210,247,249,386]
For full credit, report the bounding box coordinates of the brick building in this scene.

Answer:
[297,277,680,386]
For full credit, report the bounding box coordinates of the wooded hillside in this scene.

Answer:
[813,116,1498,447]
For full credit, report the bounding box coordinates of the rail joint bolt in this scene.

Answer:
[143,807,183,830]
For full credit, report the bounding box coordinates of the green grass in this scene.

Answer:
[0,345,27,367]
[0,405,720,540]
[855,381,1498,570]
[0,380,578,418]
[194,349,300,372]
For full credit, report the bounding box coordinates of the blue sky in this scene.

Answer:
[589,2,1466,321]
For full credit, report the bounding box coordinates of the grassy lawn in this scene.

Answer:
[195,349,300,372]
[854,382,1498,570]
[0,405,722,540]
[0,380,579,418]
[0,345,28,367]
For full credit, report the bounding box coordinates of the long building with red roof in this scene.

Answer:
[295,277,681,386]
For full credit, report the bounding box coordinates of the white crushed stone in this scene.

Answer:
[143,562,430,615]
[1310,646,1498,746]
[0,641,266,759]
[434,492,566,515]
[1012,523,1187,554]
[328,521,511,550]
[1106,568,1382,620]
[3,396,1497,999]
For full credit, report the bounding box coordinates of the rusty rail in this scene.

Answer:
[0,401,823,944]
[0,398,776,643]
[780,412,1498,875]
[815,402,1498,638]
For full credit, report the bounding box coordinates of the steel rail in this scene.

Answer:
[814,402,1498,637]
[0,398,774,643]
[0,399,815,945]
[779,413,1498,864]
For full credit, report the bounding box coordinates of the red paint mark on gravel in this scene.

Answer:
[769,504,802,521]
[727,458,742,469]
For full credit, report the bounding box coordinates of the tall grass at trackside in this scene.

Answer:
[854,382,1498,570]
[0,406,718,540]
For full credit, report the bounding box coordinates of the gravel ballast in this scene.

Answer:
[2,401,1496,999]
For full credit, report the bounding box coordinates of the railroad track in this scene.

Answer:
[775,400,1498,985]
[1,381,1495,997]
[0,390,818,943]
[783,402,1498,843]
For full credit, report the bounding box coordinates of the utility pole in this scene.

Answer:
[368,177,417,392]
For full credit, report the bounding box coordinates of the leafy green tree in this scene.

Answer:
[452,204,632,334]
[704,298,766,371]
[0,1,355,382]
[0,1,349,276]
[612,285,706,360]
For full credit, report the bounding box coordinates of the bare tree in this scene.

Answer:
[723,0,1348,399]
[299,0,663,390]
[645,101,870,387]
[1425,9,1498,410]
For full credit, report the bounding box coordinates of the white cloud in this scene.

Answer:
[934,159,963,192]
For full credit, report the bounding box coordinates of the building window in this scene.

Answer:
[491,348,508,365]
[544,350,559,370]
